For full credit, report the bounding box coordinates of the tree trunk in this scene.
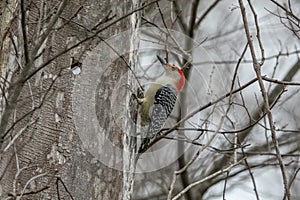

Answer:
[0,0,140,199]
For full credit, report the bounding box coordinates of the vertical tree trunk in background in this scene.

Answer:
[0,0,139,199]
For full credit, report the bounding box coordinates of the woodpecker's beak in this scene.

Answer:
[157,55,167,65]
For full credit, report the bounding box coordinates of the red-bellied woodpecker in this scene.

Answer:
[138,56,185,154]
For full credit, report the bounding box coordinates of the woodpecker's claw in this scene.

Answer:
[130,93,143,105]
[126,84,144,104]
[137,98,144,104]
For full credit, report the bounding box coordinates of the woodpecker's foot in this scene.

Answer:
[131,93,143,104]
[137,98,144,104]
[135,86,144,104]
[136,86,144,98]
[126,84,144,104]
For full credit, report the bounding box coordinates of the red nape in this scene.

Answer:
[176,67,185,91]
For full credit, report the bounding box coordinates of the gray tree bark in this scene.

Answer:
[0,0,140,199]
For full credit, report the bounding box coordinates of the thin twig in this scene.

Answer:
[17,173,48,200]
[56,177,75,200]
[195,50,300,65]
[171,158,245,200]
[223,171,230,200]
[194,0,221,30]
[269,0,300,22]
[262,76,300,86]
[3,119,38,152]
[20,0,29,65]
[172,1,188,32]
[8,186,50,197]
[240,140,260,199]
[247,0,265,65]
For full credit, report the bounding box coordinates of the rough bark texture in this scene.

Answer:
[0,0,137,199]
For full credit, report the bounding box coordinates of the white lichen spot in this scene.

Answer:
[71,65,81,75]
[55,113,61,123]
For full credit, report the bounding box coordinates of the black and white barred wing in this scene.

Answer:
[138,85,177,153]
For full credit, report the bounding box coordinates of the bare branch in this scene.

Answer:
[269,0,300,22]
[171,158,245,200]
[17,173,48,199]
[262,76,300,86]
[56,177,75,200]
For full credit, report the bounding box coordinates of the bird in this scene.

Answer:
[138,55,185,154]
